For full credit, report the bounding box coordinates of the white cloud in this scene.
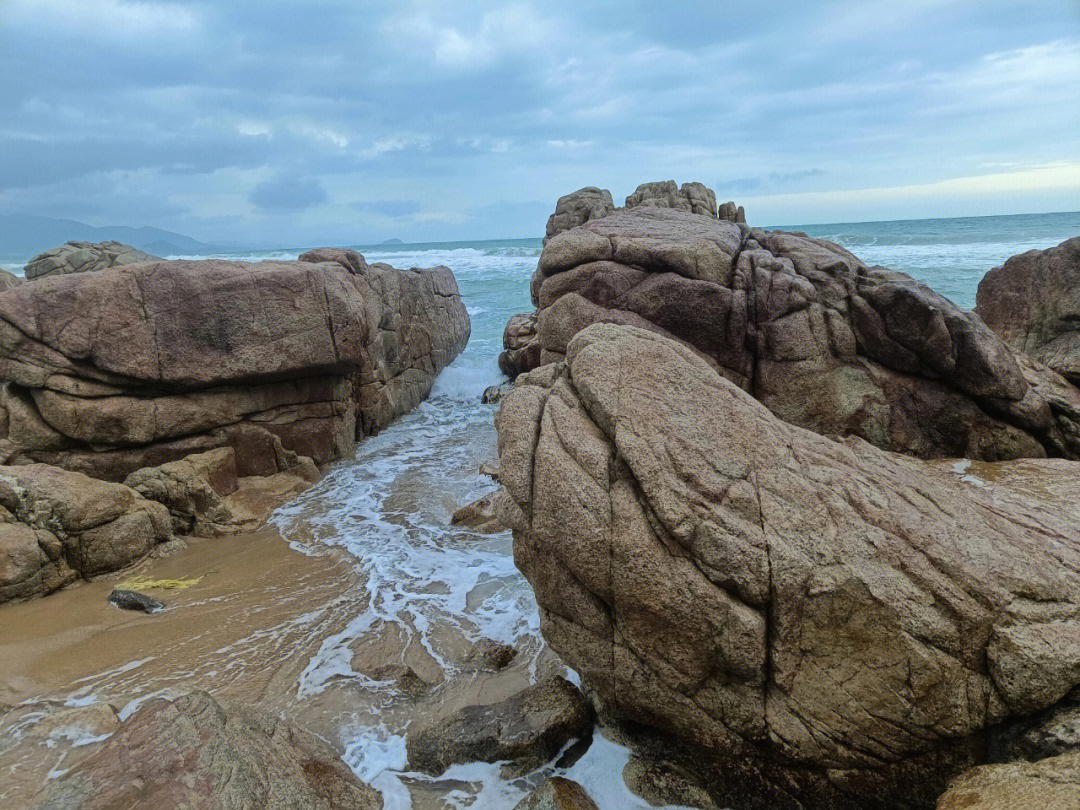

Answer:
[357,134,434,160]
[5,0,199,37]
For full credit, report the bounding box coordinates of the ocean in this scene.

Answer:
[8,210,1080,808]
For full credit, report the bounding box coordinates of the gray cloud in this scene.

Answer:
[249,174,328,211]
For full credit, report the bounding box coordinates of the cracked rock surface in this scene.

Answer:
[511,206,1080,461]
[0,248,469,481]
[496,322,1080,807]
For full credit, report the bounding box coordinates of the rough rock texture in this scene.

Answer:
[108,588,164,613]
[545,187,616,243]
[513,777,600,810]
[625,180,718,218]
[936,750,1080,810]
[0,248,469,481]
[0,464,171,603]
[499,311,542,379]
[123,446,318,536]
[719,201,747,225]
[451,488,510,534]
[24,241,160,281]
[991,688,1080,764]
[462,638,518,672]
[521,206,1080,461]
[496,323,1080,808]
[976,236,1080,385]
[406,677,593,776]
[0,269,22,291]
[33,690,381,810]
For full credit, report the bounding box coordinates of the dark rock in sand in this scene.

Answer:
[108,589,163,613]
[0,464,172,604]
[406,676,593,776]
[976,236,1080,385]
[496,323,1080,808]
[516,205,1080,461]
[546,187,615,243]
[513,777,600,810]
[34,690,380,810]
[24,241,160,281]
[0,248,469,481]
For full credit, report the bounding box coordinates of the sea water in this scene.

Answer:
[7,211,1080,807]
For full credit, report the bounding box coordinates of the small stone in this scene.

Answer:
[462,638,517,672]
[108,589,164,613]
[481,383,513,404]
[479,462,500,481]
[451,489,509,534]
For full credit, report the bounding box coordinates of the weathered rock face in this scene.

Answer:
[718,200,747,225]
[496,323,1080,808]
[24,241,160,281]
[976,236,1080,385]
[0,269,22,291]
[625,180,718,218]
[0,248,469,481]
[33,690,381,810]
[499,311,542,379]
[406,677,593,776]
[513,777,600,810]
[521,206,1080,461]
[546,187,616,243]
[0,464,171,603]
[936,750,1080,809]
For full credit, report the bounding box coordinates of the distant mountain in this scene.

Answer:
[0,213,221,262]
[379,237,404,245]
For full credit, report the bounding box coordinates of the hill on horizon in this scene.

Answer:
[0,213,225,263]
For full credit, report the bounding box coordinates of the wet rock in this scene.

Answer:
[479,461,500,481]
[977,236,1080,385]
[406,676,593,776]
[0,248,469,481]
[936,750,1080,809]
[623,756,720,810]
[496,323,1080,807]
[107,589,163,613]
[0,464,172,603]
[510,205,1080,461]
[462,638,517,672]
[451,488,510,534]
[991,688,1080,763]
[34,690,380,810]
[545,187,615,243]
[23,241,159,281]
[368,664,433,696]
[499,311,542,379]
[513,777,599,810]
[482,383,513,404]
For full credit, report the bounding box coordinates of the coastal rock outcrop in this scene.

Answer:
[936,751,1080,809]
[625,180,719,218]
[0,464,171,603]
[0,248,469,481]
[516,205,1080,461]
[546,187,615,243]
[976,236,1080,385]
[33,690,381,810]
[496,323,1080,807]
[24,241,160,281]
[0,269,22,291]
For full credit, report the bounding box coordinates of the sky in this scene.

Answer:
[2,0,1079,245]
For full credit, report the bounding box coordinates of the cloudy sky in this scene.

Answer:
[2,0,1079,245]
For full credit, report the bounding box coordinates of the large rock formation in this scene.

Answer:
[976,236,1080,385]
[496,323,1080,808]
[545,187,615,243]
[625,180,718,218]
[0,248,469,481]
[34,691,380,810]
[511,205,1080,461]
[499,311,541,379]
[0,464,172,602]
[936,751,1080,809]
[24,241,161,281]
